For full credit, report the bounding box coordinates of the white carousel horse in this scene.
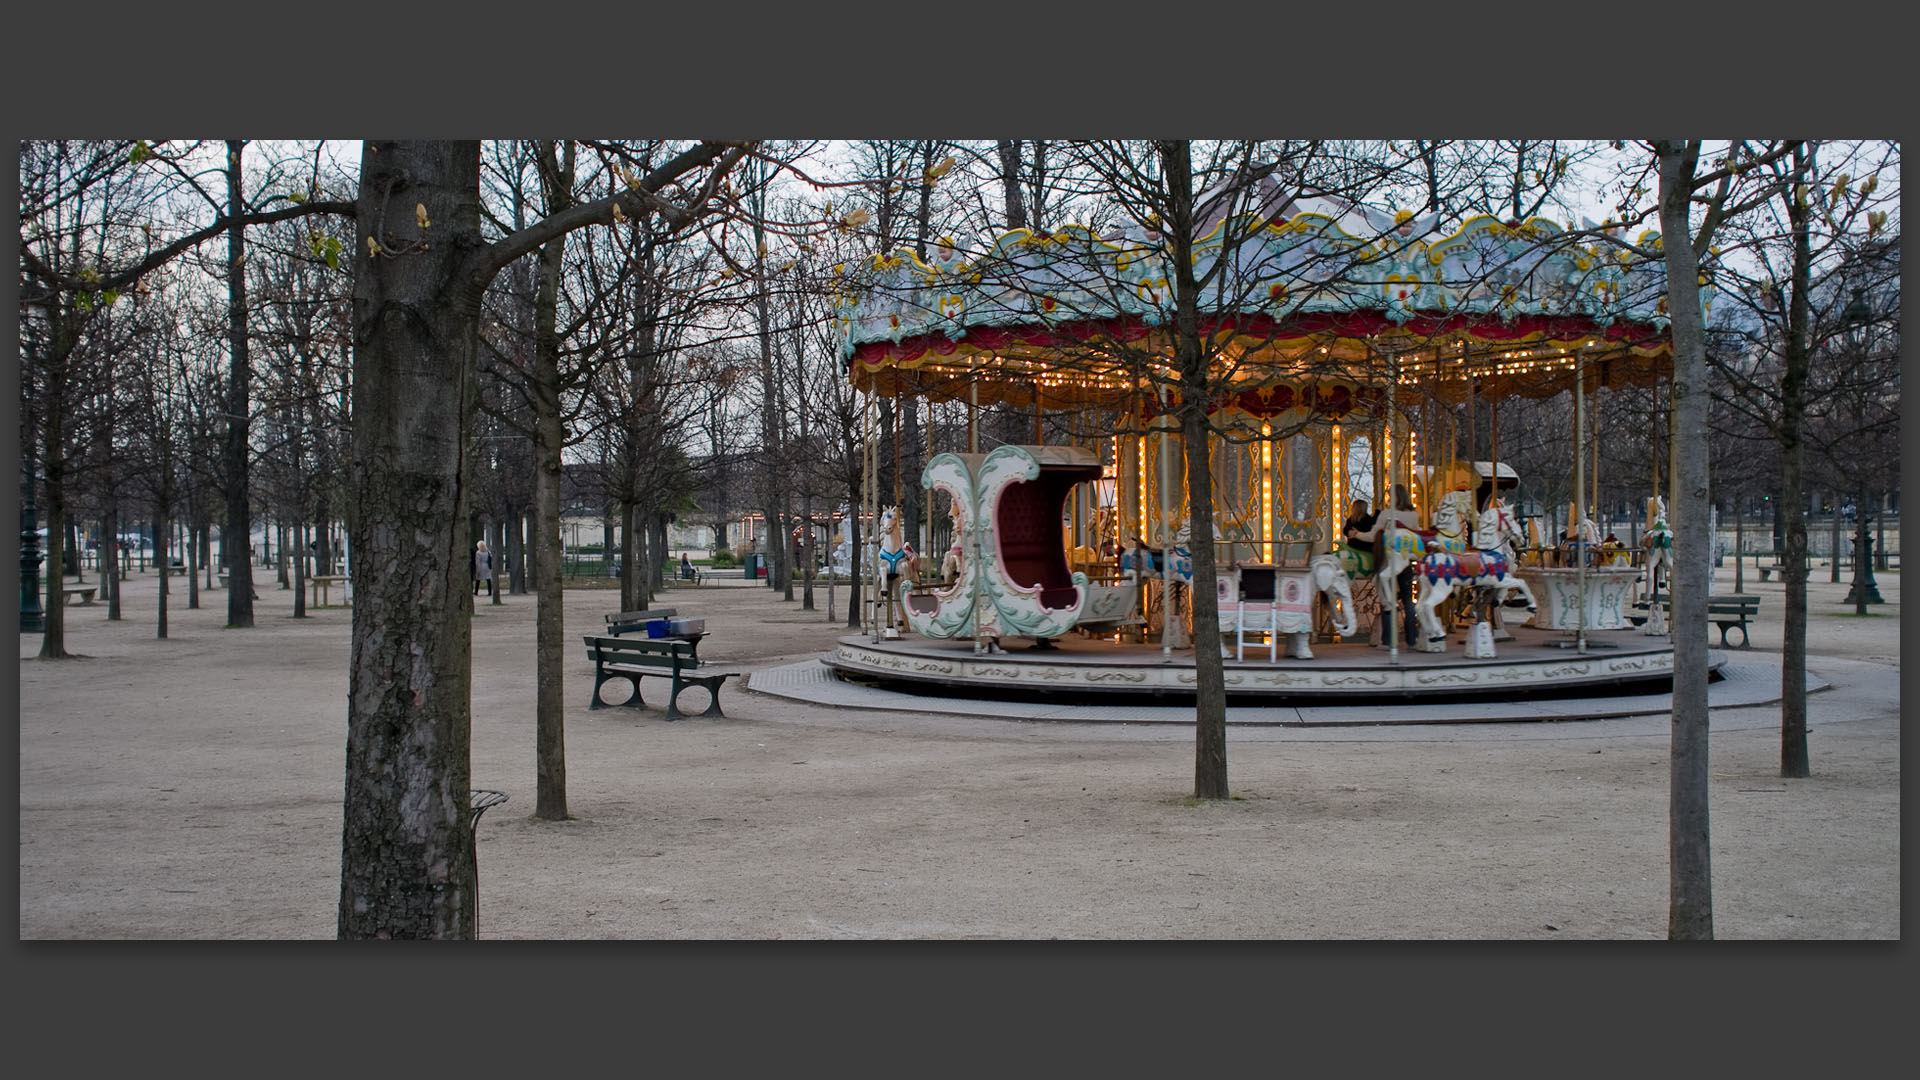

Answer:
[828,514,854,577]
[1561,506,1601,567]
[1642,495,1673,594]
[873,505,915,637]
[1377,491,1538,653]
[1641,495,1673,635]
[1470,497,1541,632]
[939,543,964,581]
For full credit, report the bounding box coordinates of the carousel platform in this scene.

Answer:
[821,623,1716,710]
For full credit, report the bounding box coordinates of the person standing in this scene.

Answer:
[473,540,494,597]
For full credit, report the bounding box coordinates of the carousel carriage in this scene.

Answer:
[901,445,1138,651]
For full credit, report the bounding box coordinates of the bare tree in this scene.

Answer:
[337,140,749,938]
[1646,138,1801,940]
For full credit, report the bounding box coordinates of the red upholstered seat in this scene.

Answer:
[994,464,1098,611]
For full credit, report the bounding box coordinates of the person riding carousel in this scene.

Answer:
[1341,498,1377,574]
[1362,484,1422,646]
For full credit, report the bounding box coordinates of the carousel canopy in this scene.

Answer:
[840,202,1688,413]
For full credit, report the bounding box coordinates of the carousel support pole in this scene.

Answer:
[968,379,978,455]
[865,380,878,641]
[1416,391,1428,530]
[1574,348,1589,654]
[1591,382,1601,536]
[924,394,934,559]
[1157,405,1174,658]
[1385,347,1399,660]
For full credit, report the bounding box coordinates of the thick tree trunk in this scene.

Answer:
[37,363,70,659]
[339,140,483,940]
[530,294,570,818]
[1778,151,1813,778]
[293,521,308,618]
[1656,141,1713,940]
[224,140,256,628]
[505,502,525,595]
[525,141,573,822]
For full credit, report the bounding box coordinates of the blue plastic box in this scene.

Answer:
[645,618,671,638]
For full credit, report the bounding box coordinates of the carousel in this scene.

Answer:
[828,191,1721,704]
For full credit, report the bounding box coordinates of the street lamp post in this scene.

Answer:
[1840,289,1882,612]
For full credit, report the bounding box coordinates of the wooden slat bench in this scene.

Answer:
[605,608,677,635]
[1629,592,1762,649]
[582,634,739,721]
[604,608,708,663]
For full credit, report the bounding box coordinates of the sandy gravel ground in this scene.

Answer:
[16,558,1900,939]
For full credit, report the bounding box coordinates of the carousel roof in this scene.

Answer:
[839,205,1689,412]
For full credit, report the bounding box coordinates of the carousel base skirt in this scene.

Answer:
[826,623,1712,710]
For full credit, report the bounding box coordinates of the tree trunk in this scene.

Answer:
[339,140,482,940]
[996,140,1026,230]
[1655,140,1714,940]
[845,478,864,629]
[154,511,169,639]
[529,194,571,819]
[103,501,121,620]
[1778,148,1813,778]
[620,502,641,611]
[186,512,199,609]
[36,359,70,659]
[293,521,308,618]
[1159,141,1231,801]
[224,140,256,628]
[489,518,505,606]
[518,138,575,824]
[505,502,525,595]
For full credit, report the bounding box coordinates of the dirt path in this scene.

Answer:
[17,562,1899,938]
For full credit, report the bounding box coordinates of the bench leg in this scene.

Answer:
[694,679,727,719]
[589,672,647,710]
[665,674,687,721]
[665,674,729,720]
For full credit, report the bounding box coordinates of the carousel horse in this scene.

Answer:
[1641,495,1673,635]
[1561,506,1601,567]
[1471,497,1541,612]
[940,543,964,581]
[1377,491,1538,653]
[827,513,854,577]
[1119,531,1194,647]
[1642,495,1673,594]
[873,505,915,637]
